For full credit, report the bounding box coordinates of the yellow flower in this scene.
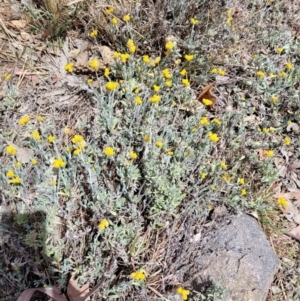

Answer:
[134,88,139,94]
[213,118,221,125]
[177,287,190,300]
[162,68,172,79]
[218,68,226,76]
[227,16,233,26]
[135,96,142,105]
[190,17,199,25]
[179,69,187,76]
[182,79,190,87]
[19,116,30,125]
[31,158,38,165]
[276,47,283,53]
[239,178,245,185]
[211,68,218,74]
[10,177,21,184]
[6,145,17,155]
[73,148,82,155]
[89,58,100,70]
[131,270,146,281]
[202,98,213,106]
[155,141,163,148]
[199,116,210,125]
[143,55,150,64]
[120,53,130,63]
[98,219,109,230]
[165,42,175,50]
[37,116,44,122]
[6,170,15,178]
[220,161,227,169]
[64,62,74,73]
[106,82,119,91]
[129,45,136,53]
[279,71,286,77]
[184,54,194,61]
[256,71,265,78]
[152,85,160,92]
[201,172,207,179]
[167,150,174,156]
[104,68,110,77]
[271,96,278,103]
[284,137,291,146]
[87,78,93,84]
[210,185,216,191]
[90,29,98,37]
[105,6,114,15]
[165,80,172,87]
[241,189,247,196]
[4,73,11,80]
[130,150,138,159]
[65,147,71,152]
[111,17,118,24]
[104,147,115,156]
[127,39,134,47]
[208,132,219,143]
[53,158,66,168]
[31,129,40,140]
[286,61,293,70]
[123,15,131,22]
[263,128,269,134]
[277,197,288,207]
[149,94,161,104]
[48,135,56,143]
[144,135,150,142]
[151,56,161,66]
[265,150,274,157]
[14,161,21,168]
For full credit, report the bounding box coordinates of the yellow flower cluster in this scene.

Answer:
[130,150,138,159]
[162,68,172,79]
[104,146,115,156]
[19,115,30,125]
[90,29,98,37]
[277,197,288,207]
[53,158,66,169]
[131,270,146,280]
[64,62,74,73]
[98,219,109,230]
[72,134,86,155]
[6,145,17,155]
[202,98,212,106]
[113,52,130,63]
[127,39,136,53]
[208,131,219,143]
[149,94,161,104]
[211,68,226,76]
[184,54,194,61]
[190,17,198,25]
[89,58,100,70]
[106,81,119,91]
[177,287,190,300]
[30,129,41,140]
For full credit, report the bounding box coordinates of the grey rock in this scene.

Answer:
[193,213,281,301]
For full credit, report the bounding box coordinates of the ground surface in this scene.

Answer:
[1,0,300,300]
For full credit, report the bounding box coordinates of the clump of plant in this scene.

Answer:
[1,0,300,300]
